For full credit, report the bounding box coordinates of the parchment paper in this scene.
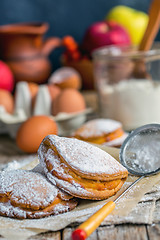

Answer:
[0,145,160,240]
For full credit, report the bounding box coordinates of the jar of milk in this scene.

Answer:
[92,45,160,131]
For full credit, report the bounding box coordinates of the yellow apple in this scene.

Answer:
[106,5,148,45]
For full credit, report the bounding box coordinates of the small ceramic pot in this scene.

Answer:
[0,22,61,83]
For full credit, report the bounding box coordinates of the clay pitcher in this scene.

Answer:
[0,22,61,83]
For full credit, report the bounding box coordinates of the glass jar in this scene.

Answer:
[92,45,160,131]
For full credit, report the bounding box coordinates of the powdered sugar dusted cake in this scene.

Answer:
[38,135,128,200]
[72,118,127,146]
[0,169,77,219]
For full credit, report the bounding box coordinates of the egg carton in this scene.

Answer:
[0,82,92,138]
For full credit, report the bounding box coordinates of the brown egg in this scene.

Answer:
[47,84,61,101]
[16,115,58,153]
[49,67,82,90]
[0,89,14,114]
[52,88,86,115]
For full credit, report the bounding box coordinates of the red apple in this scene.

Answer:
[0,61,15,92]
[81,21,131,56]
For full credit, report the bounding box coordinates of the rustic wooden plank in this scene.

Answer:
[147,223,160,239]
[0,231,61,240]
[62,227,97,240]
[28,231,61,240]
[97,225,148,240]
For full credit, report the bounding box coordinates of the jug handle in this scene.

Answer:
[41,37,62,56]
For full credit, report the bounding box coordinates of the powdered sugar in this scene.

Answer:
[0,169,57,209]
[39,150,95,198]
[38,135,127,179]
[0,197,77,219]
[73,118,122,138]
[0,154,159,238]
[0,169,78,219]
[46,170,95,198]
[2,155,37,171]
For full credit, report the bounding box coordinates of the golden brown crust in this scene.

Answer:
[0,169,78,219]
[46,167,127,200]
[0,197,78,219]
[72,119,126,146]
[74,128,124,143]
[40,136,128,181]
[38,135,128,200]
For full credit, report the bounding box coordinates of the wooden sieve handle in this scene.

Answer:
[72,201,115,240]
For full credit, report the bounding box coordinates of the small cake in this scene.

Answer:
[38,135,128,200]
[72,118,127,147]
[0,169,78,219]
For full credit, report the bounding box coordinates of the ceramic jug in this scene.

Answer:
[0,22,61,83]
